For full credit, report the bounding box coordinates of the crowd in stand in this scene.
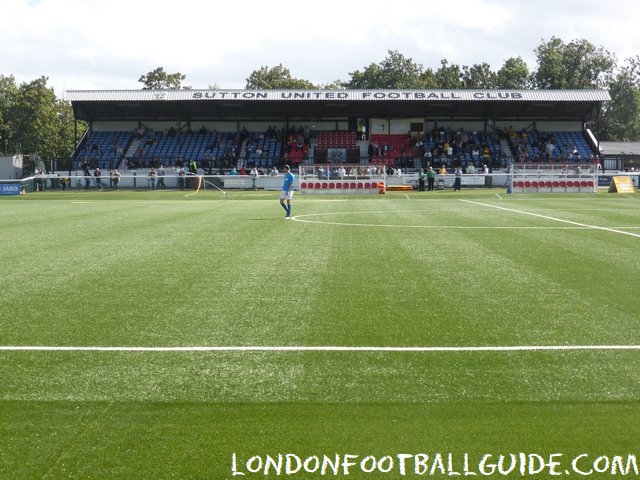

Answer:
[74,122,596,178]
[367,126,506,172]
[506,126,595,163]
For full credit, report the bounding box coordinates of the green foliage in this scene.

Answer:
[599,56,640,141]
[462,62,498,88]
[495,56,531,89]
[138,66,188,90]
[345,50,430,89]
[0,75,82,166]
[533,36,616,89]
[433,59,464,88]
[245,64,317,89]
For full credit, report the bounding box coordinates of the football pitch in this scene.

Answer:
[1,187,639,479]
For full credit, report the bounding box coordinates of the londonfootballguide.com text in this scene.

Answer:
[231,452,638,476]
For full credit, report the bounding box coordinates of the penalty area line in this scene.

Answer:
[0,345,639,352]
[461,199,640,239]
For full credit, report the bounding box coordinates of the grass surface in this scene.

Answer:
[1,187,639,478]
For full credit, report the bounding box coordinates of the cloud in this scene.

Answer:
[1,0,638,97]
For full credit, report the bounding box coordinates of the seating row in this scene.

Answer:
[300,181,383,189]
[316,131,357,148]
[512,180,594,188]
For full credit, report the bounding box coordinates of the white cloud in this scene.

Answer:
[1,0,639,97]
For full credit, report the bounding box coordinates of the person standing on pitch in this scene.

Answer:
[157,164,166,189]
[418,167,426,191]
[280,164,295,219]
[426,166,436,191]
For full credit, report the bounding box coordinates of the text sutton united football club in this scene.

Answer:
[190,91,525,101]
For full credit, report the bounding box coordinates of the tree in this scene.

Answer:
[138,67,188,90]
[245,64,317,89]
[495,56,531,89]
[462,62,498,88]
[318,79,347,90]
[8,76,82,169]
[0,75,83,168]
[434,59,464,89]
[599,56,640,141]
[345,50,427,89]
[417,68,441,89]
[0,74,19,154]
[532,37,616,89]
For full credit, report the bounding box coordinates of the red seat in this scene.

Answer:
[321,182,328,189]
[364,182,371,188]
[328,182,335,188]
[335,182,342,189]
[314,182,321,189]
[531,181,538,188]
[349,182,356,188]
[524,181,531,188]
[300,182,307,189]
[552,181,559,187]
[357,182,363,188]
[560,181,566,187]
[545,181,552,187]
[580,181,587,187]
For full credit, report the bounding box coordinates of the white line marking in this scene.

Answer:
[293,210,640,230]
[461,200,640,238]
[1,345,639,352]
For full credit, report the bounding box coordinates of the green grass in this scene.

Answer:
[1,188,640,479]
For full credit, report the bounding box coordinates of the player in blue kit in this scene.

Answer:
[280,164,295,219]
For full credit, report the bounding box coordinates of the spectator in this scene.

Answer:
[94,167,103,191]
[82,161,91,190]
[111,169,121,190]
[148,166,156,190]
[482,145,491,165]
[35,168,45,192]
[178,166,186,190]
[157,165,166,189]
[453,166,462,191]
[426,166,436,191]
[60,176,71,191]
[250,166,259,190]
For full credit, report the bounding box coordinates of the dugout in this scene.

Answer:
[65,89,611,185]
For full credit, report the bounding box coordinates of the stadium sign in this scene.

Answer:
[189,90,527,101]
[0,183,21,195]
[180,89,615,101]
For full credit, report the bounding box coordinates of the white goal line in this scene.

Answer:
[1,345,639,352]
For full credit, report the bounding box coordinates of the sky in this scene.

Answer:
[3,0,640,98]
